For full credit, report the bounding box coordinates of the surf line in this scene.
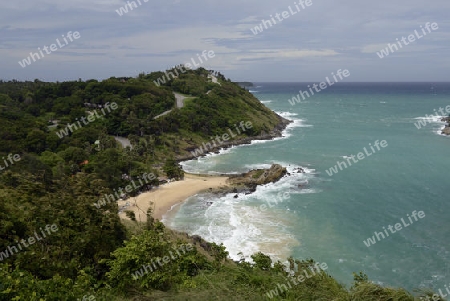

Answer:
[190,121,253,157]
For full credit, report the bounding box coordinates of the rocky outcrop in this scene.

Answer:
[442,126,450,135]
[227,164,287,188]
[204,164,288,197]
[441,117,450,135]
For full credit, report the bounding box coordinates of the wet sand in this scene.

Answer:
[118,173,229,222]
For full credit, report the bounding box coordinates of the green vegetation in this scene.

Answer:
[163,158,184,180]
[252,169,266,179]
[0,70,436,300]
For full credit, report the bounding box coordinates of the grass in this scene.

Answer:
[182,97,197,106]
[252,169,265,179]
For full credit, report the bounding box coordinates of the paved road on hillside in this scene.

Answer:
[174,92,186,108]
[154,92,188,119]
[114,136,132,149]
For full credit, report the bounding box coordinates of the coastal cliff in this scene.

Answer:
[177,116,292,161]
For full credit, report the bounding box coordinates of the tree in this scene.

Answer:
[163,158,184,180]
[125,210,136,221]
[251,252,272,271]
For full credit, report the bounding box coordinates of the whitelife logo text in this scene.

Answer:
[18,31,81,68]
[376,22,438,59]
[190,121,253,157]
[363,211,425,247]
[0,224,59,261]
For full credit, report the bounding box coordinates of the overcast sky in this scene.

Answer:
[1,0,449,82]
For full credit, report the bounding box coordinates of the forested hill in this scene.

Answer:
[0,68,284,160]
[0,69,430,300]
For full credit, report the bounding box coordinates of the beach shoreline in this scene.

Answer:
[118,173,230,221]
[119,115,292,222]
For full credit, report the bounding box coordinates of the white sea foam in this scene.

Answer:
[187,192,299,262]
[173,109,318,261]
[414,115,445,123]
[260,100,272,104]
[414,115,449,136]
[166,161,318,262]
[161,202,183,223]
[241,116,308,145]
[201,145,237,157]
[239,163,318,199]
[180,145,240,174]
[277,111,312,129]
[278,111,299,117]
[437,125,449,137]
[250,111,312,142]
[243,163,315,177]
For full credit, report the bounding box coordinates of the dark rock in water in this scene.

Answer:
[217,164,289,198]
[228,164,287,187]
[439,117,450,135]
[442,126,450,135]
[295,168,305,173]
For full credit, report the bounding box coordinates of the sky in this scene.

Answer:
[1,0,449,82]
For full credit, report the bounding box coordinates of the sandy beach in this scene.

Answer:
[118,173,230,222]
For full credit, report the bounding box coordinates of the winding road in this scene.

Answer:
[174,92,186,108]
[153,92,188,119]
[114,136,132,149]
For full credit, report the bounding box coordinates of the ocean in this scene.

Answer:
[164,82,450,291]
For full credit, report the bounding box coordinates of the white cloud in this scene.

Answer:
[361,44,392,54]
[1,0,449,81]
[236,49,339,61]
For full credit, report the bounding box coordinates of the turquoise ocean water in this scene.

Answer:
[164,82,450,291]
